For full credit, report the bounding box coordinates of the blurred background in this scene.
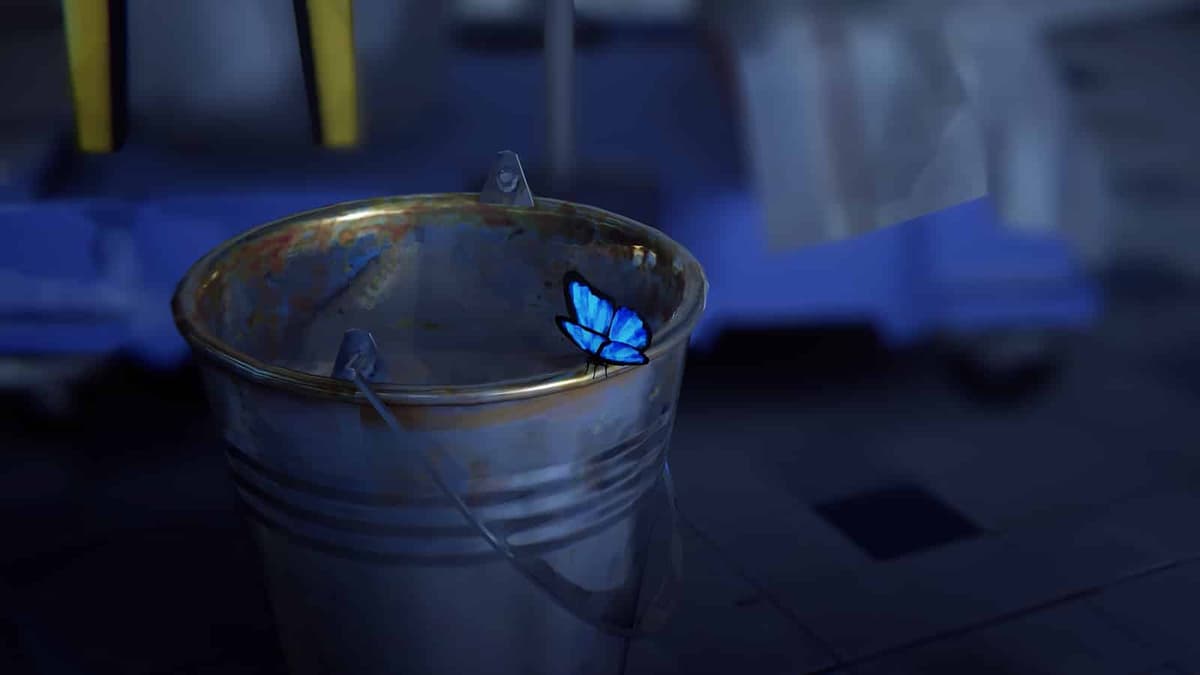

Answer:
[2,0,1199,673]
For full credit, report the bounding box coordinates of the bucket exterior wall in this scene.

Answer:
[198,345,687,675]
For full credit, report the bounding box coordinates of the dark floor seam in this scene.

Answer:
[804,554,1200,674]
[676,508,849,669]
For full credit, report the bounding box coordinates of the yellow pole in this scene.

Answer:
[305,0,360,148]
[61,0,114,153]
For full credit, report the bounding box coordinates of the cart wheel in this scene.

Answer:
[941,329,1065,405]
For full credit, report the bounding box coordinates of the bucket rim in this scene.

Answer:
[171,192,708,406]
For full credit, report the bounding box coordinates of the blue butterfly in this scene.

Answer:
[556,271,652,375]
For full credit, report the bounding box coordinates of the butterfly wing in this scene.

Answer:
[556,317,605,355]
[607,306,651,350]
[560,272,652,367]
[565,273,615,334]
[598,341,649,365]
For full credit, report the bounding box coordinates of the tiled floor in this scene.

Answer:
[622,522,837,675]
[1090,564,1200,674]
[4,272,1200,674]
[646,289,1200,674]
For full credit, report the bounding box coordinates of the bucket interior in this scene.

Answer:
[174,194,702,387]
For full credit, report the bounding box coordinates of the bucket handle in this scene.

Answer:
[347,368,683,639]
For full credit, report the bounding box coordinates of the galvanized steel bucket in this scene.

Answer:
[171,153,707,675]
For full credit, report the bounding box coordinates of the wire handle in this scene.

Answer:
[345,366,683,638]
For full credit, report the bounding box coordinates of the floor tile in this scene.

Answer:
[0,445,94,570]
[752,404,939,507]
[814,483,982,560]
[1131,666,1191,675]
[17,521,281,675]
[669,404,875,583]
[733,489,1200,660]
[898,350,1197,531]
[850,598,1160,675]
[1090,561,1200,674]
[912,417,1164,532]
[622,523,838,675]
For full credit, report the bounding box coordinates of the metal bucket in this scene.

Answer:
[171,159,707,675]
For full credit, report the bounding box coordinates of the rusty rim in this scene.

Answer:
[171,193,707,406]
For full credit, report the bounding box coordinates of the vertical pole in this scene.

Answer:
[544,0,575,190]
[304,0,360,148]
[62,0,114,152]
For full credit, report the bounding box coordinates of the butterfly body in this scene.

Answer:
[556,272,652,374]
